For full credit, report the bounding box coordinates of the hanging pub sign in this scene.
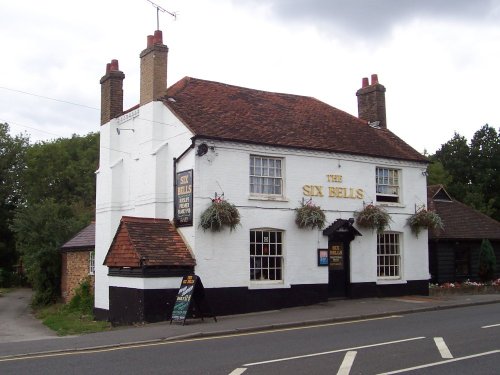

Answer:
[175,169,193,227]
[170,275,217,325]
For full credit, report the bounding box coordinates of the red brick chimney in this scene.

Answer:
[356,74,387,129]
[100,59,125,125]
[140,30,169,106]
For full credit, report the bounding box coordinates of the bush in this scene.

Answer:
[0,268,11,287]
[68,277,94,315]
[478,239,497,282]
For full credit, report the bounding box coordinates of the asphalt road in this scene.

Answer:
[0,289,57,343]
[0,303,498,374]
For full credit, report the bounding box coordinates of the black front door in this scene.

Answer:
[323,218,361,299]
[328,239,349,298]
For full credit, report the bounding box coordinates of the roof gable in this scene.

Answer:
[428,184,452,202]
[163,77,427,163]
[427,185,500,240]
[104,216,196,267]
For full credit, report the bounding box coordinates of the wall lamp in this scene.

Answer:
[116,128,135,135]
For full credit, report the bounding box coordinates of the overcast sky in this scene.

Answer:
[1,0,499,153]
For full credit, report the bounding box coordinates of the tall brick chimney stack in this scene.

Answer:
[100,59,125,125]
[356,74,387,129]
[140,30,169,106]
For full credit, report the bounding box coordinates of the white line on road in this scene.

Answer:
[482,323,500,329]
[337,351,357,375]
[377,349,500,374]
[433,337,453,359]
[0,315,404,363]
[228,368,247,375]
[243,336,425,367]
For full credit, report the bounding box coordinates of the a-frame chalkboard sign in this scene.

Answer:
[170,275,217,325]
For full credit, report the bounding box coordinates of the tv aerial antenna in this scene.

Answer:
[146,0,177,29]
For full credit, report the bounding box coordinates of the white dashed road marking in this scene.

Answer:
[337,351,357,375]
[433,337,453,359]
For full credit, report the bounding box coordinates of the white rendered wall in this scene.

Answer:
[188,140,429,290]
[95,102,194,310]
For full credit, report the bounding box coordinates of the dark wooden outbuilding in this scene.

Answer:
[428,185,500,283]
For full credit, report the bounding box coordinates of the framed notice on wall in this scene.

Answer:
[318,249,329,266]
[175,169,193,227]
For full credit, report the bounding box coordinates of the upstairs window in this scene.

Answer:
[250,155,283,196]
[376,167,400,203]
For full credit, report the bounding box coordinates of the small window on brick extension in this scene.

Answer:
[376,167,400,203]
[89,251,95,275]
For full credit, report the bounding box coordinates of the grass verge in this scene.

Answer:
[35,303,111,336]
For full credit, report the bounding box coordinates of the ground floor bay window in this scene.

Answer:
[377,232,401,279]
[250,229,283,281]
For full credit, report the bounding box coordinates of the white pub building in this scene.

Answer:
[95,30,430,324]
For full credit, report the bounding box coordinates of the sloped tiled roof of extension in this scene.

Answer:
[163,77,428,163]
[103,216,195,268]
[428,185,500,240]
[60,222,95,252]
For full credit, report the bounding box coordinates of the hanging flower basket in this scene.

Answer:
[295,200,326,230]
[200,196,240,232]
[407,209,443,236]
[354,204,391,233]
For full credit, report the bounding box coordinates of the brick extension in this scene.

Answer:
[60,223,95,303]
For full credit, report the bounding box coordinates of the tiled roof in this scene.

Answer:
[60,222,95,251]
[103,216,196,268]
[164,77,427,163]
[428,185,500,240]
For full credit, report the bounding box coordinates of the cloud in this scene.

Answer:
[239,0,499,38]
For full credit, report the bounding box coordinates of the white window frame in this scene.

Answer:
[249,155,284,197]
[377,232,401,280]
[250,229,284,283]
[376,167,400,203]
[89,251,95,275]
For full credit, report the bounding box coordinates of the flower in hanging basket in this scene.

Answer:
[407,209,443,236]
[200,196,241,232]
[354,204,391,233]
[295,200,326,230]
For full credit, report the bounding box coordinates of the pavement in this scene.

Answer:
[0,290,499,359]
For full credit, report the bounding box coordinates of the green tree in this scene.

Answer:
[427,160,452,187]
[11,132,99,304]
[11,199,86,305]
[0,123,29,274]
[478,239,497,282]
[21,133,99,207]
[434,132,470,201]
[469,125,500,220]
[432,125,500,221]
